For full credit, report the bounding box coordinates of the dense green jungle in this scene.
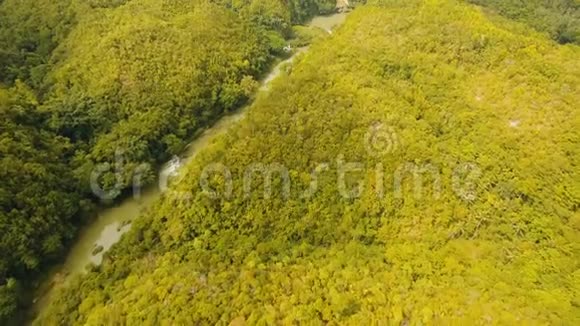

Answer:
[0,0,578,324]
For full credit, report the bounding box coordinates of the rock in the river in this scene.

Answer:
[92,245,104,256]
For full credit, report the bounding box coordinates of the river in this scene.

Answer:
[28,11,347,322]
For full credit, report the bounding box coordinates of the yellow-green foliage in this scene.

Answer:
[467,0,580,45]
[43,0,273,195]
[0,0,75,85]
[0,0,134,86]
[0,82,82,321]
[0,0,337,321]
[39,0,580,324]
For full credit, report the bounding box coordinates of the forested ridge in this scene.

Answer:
[0,0,343,321]
[35,0,580,324]
[468,0,579,45]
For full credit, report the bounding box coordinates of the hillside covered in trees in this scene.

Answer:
[35,0,579,324]
[468,0,579,44]
[0,0,344,322]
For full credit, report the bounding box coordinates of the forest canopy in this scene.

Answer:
[468,0,580,44]
[36,0,579,324]
[0,0,337,322]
